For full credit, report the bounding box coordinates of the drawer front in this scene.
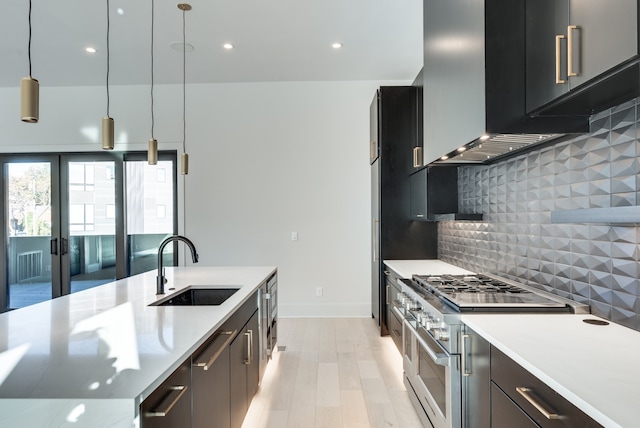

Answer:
[491,382,539,428]
[387,306,403,353]
[491,346,602,428]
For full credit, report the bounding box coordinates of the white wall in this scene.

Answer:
[0,80,407,317]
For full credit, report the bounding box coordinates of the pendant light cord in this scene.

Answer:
[151,0,155,139]
[28,0,32,77]
[106,0,111,117]
[182,8,186,152]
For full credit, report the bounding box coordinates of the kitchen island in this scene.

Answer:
[0,266,276,428]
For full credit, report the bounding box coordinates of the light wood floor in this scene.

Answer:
[242,318,424,428]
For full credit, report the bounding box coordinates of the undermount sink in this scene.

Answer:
[151,287,240,306]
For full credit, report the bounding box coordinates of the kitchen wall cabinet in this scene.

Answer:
[526,0,638,115]
[230,310,259,428]
[410,166,475,221]
[140,359,192,428]
[490,346,602,427]
[422,0,587,166]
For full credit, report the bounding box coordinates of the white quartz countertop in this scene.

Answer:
[463,313,640,428]
[383,259,474,278]
[0,266,275,427]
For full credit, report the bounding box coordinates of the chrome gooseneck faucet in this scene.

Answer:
[157,235,199,294]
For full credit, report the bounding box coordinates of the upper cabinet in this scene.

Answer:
[526,0,638,115]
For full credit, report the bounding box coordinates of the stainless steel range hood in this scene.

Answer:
[434,133,564,164]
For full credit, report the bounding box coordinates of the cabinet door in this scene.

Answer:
[246,311,260,400]
[229,311,259,428]
[568,0,637,87]
[410,168,428,220]
[525,0,570,112]
[230,328,249,428]
[192,332,233,428]
[141,359,192,428]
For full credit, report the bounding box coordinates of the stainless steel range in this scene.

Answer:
[392,272,589,428]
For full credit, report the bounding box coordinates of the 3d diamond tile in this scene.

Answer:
[612,290,637,312]
[611,306,637,329]
[610,157,637,178]
[590,300,612,319]
[590,285,612,304]
[611,274,639,295]
[612,258,638,277]
[587,163,610,181]
[590,270,612,289]
[611,241,637,260]
[611,192,636,207]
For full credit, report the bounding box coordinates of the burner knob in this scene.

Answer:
[432,329,442,340]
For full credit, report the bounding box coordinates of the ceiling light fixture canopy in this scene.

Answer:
[102,0,114,150]
[178,3,191,175]
[21,0,39,123]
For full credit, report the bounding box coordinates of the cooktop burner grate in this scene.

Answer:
[416,275,532,294]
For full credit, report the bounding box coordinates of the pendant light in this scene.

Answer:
[102,0,114,150]
[21,0,39,123]
[148,0,158,165]
[178,3,191,175]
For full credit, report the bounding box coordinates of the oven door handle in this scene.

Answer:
[403,318,450,367]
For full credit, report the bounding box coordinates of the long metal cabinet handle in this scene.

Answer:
[567,25,579,77]
[145,385,188,417]
[461,334,471,377]
[413,147,423,168]
[244,330,253,365]
[386,285,390,305]
[370,140,377,160]
[515,387,560,420]
[50,238,58,255]
[372,219,380,262]
[193,330,236,370]
[555,35,566,84]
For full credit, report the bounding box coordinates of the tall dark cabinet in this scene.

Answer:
[370,86,438,336]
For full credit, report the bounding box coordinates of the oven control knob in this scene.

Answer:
[429,318,441,332]
[438,329,449,341]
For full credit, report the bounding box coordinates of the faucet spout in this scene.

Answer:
[157,235,199,294]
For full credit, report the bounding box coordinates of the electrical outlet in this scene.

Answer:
[291,231,298,241]
[316,287,323,297]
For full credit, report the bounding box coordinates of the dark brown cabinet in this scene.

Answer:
[192,330,236,428]
[526,0,639,116]
[490,346,602,427]
[230,310,259,428]
[140,359,192,428]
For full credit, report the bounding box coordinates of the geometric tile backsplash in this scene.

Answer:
[438,97,640,331]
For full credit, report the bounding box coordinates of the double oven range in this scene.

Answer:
[391,273,590,428]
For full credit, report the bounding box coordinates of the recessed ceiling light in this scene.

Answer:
[332,42,343,49]
[116,8,124,15]
[85,47,97,54]
[170,41,195,52]
[440,155,449,161]
[223,43,234,50]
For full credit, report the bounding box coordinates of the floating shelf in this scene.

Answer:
[550,206,640,224]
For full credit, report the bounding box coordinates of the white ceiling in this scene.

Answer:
[0,0,423,88]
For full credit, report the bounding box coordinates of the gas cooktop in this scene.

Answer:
[412,273,584,312]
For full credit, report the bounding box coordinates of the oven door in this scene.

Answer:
[404,318,461,428]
